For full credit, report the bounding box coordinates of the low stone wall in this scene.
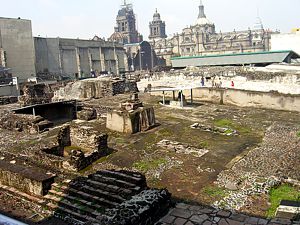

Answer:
[0,84,19,97]
[0,112,53,133]
[153,88,300,112]
[0,159,55,196]
[0,96,18,105]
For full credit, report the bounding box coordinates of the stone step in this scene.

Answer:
[97,170,145,185]
[47,202,96,224]
[47,195,102,218]
[68,182,125,203]
[51,183,118,208]
[86,178,134,197]
[48,189,106,212]
[92,173,139,189]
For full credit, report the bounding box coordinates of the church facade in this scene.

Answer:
[150,1,276,65]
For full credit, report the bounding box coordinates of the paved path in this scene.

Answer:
[156,203,300,225]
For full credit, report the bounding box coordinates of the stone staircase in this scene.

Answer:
[44,170,147,224]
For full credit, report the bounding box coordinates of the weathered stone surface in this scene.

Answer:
[77,107,97,121]
[0,159,55,196]
[0,96,18,105]
[19,83,53,107]
[53,77,139,101]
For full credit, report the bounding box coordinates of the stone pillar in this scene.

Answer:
[114,45,119,75]
[75,47,81,77]
[88,48,93,72]
[58,49,63,75]
[99,47,106,72]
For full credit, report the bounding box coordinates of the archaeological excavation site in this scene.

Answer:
[0,66,299,225]
[0,2,300,224]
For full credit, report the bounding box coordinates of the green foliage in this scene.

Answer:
[203,185,227,198]
[133,158,167,173]
[297,131,300,137]
[214,119,235,128]
[214,119,251,134]
[267,184,300,218]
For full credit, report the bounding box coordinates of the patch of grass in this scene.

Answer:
[214,119,251,134]
[267,184,300,218]
[133,158,167,173]
[297,131,300,137]
[202,185,227,199]
[214,119,235,128]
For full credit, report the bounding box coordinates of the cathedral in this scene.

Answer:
[149,1,276,65]
[109,1,143,44]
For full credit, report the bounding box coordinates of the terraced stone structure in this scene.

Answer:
[44,170,171,225]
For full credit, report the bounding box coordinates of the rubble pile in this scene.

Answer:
[157,139,209,158]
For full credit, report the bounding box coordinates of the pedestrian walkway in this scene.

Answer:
[156,203,300,225]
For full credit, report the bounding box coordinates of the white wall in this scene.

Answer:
[271,32,300,56]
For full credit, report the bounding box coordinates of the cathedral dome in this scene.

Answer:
[153,9,161,21]
[195,17,213,26]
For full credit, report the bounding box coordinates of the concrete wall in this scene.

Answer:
[271,33,300,56]
[0,84,19,96]
[35,37,127,77]
[153,88,300,112]
[0,18,36,82]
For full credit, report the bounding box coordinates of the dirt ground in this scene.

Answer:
[0,93,299,223]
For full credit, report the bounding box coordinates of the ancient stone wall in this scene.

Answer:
[0,159,55,196]
[19,83,54,107]
[0,112,53,133]
[152,88,300,112]
[0,96,18,105]
[53,78,139,101]
[107,106,156,134]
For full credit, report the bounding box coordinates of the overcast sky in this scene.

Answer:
[1,0,300,40]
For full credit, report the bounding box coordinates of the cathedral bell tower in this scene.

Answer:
[149,9,167,40]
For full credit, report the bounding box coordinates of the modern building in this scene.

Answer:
[0,17,36,82]
[271,30,300,56]
[109,1,143,44]
[149,9,167,41]
[150,1,276,66]
[34,37,128,78]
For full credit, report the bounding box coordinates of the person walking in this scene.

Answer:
[201,76,205,87]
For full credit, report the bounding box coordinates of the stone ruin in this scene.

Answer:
[41,125,108,172]
[106,93,156,134]
[53,77,139,101]
[19,83,54,107]
[45,170,171,225]
[0,112,53,133]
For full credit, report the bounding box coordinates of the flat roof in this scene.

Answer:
[171,50,296,60]
[171,50,300,68]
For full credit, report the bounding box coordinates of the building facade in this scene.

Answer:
[109,1,143,44]
[149,9,167,41]
[35,37,128,78]
[150,1,275,65]
[0,17,36,82]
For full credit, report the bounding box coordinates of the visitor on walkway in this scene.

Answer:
[201,76,205,87]
[231,80,235,87]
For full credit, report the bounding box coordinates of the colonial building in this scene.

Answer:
[150,1,276,65]
[109,1,143,44]
[149,9,167,41]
